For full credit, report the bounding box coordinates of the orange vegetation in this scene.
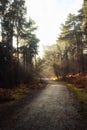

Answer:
[64,73,87,91]
[0,81,44,102]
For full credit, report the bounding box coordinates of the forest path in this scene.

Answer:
[0,79,87,130]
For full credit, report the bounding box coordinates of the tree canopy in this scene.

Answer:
[0,0,40,88]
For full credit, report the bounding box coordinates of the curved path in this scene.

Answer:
[0,80,87,130]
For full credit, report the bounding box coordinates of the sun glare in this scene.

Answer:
[25,0,83,57]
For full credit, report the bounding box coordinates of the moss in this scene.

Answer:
[67,83,87,110]
[12,85,30,100]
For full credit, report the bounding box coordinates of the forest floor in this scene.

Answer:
[57,72,87,117]
[0,80,45,112]
[0,73,87,113]
[0,74,87,129]
[0,79,87,130]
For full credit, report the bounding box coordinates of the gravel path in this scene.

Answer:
[0,80,87,130]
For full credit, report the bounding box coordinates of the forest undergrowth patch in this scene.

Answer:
[0,80,45,111]
[60,73,87,115]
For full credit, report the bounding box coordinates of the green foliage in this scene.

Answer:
[42,3,87,78]
[19,19,39,71]
[82,0,87,36]
[0,0,40,88]
[68,84,87,110]
[57,9,87,74]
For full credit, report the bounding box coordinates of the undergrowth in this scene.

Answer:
[67,83,87,111]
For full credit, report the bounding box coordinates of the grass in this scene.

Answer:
[51,74,87,111]
[12,84,30,100]
[0,84,30,112]
[59,73,87,112]
[67,83,87,111]
[0,81,45,112]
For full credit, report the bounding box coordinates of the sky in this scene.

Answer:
[25,0,83,56]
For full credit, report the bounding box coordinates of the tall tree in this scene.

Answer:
[0,0,40,87]
[58,13,84,72]
[0,0,10,42]
[11,0,26,60]
[82,0,87,43]
[19,18,39,71]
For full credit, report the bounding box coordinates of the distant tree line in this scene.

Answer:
[0,0,39,88]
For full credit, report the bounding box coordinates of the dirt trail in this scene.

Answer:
[0,80,87,130]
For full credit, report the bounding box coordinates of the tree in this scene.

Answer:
[82,0,87,43]
[19,18,39,71]
[82,0,87,71]
[0,0,40,88]
[58,12,84,73]
[0,0,10,42]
